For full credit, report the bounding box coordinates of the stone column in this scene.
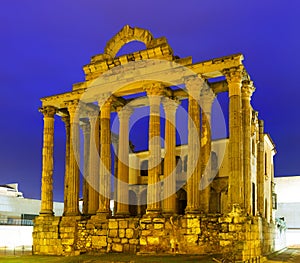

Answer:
[115,106,133,216]
[241,80,255,215]
[162,98,178,215]
[61,115,70,215]
[199,88,215,213]
[81,120,90,215]
[145,83,163,214]
[223,67,244,209]
[64,101,80,216]
[39,106,56,216]
[257,120,265,217]
[185,76,202,214]
[87,112,99,215]
[97,96,112,216]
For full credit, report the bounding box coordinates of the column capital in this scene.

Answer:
[97,93,113,108]
[80,119,91,135]
[184,75,206,99]
[222,66,244,83]
[223,67,244,97]
[39,106,56,118]
[61,115,70,124]
[117,105,134,120]
[200,87,215,112]
[162,98,179,116]
[98,94,113,119]
[87,108,99,122]
[65,100,81,121]
[143,82,165,96]
[241,80,255,99]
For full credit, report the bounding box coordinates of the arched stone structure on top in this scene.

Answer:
[104,25,154,58]
[104,25,168,58]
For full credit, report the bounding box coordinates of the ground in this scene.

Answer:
[0,248,300,263]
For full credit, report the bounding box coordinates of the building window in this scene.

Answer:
[272,193,277,210]
[252,139,255,155]
[140,160,148,176]
[211,151,218,170]
[183,156,188,172]
[264,152,267,175]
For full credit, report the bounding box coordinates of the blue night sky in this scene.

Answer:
[0,0,299,201]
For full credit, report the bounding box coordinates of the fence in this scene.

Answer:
[0,225,33,254]
[0,218,33,226]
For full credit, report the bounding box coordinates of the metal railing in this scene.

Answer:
[0,245,32,255]
[0,219,34,226]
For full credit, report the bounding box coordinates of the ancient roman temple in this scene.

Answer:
[33,25,278,261]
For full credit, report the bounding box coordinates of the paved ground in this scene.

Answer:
[266,248,300,262]
[1,248,300,262]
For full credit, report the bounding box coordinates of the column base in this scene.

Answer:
[162,210,176,217]
[114,212,130,218]
[185,207,200,215]
[63,212,81,217]
[39,210,54,216]
[145,209,162,218]
[96,211,110,219]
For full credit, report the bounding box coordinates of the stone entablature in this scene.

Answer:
[34,25,278,261]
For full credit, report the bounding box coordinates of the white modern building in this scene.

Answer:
[0,183,64,225]
[275,176,300,247]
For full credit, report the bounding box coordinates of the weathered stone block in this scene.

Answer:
[153,218,165,224]
[119,229,125,238]
[220,240,231,247]
[112,243,123,252]
[129,220,138,229]
[96,229,107,235]
[187,227,201,235]
[147,236,160,245]
[187,218,200,228]
[154,223,164,229]
[92,236,107,248]
[61,238,74,245]
[108,221,118,229]
[141,230,151,236]
[219,217,232,223]
[233,216,247,224]
[126,228,134,239]
[121,238,128,244]
[119,220,128,229]
[109,229,118,238]
[140,237,147,246]
[129,238,139,245]
[185,234,198,244]
[113,238,121,243]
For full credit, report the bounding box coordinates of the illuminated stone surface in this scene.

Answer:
[33,25,280,261]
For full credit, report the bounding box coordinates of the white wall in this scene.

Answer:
[0,196,64,219]
[275,176,300,246]
[0,226,33,248]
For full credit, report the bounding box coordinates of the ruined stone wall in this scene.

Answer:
[33,212,276,261]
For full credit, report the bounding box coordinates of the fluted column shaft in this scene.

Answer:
[116,107,133,216]
[146,84,163,214]
[62,115,70,215]
[199,90,215,213]
[88,113,99,214]
[224,68,244,209]
[242,80,255,215]
[97,98,112,216]
[39,106,56,216]
[257,120,265,217]
[64,101,80,216]
[162,99,178,215]
[81,120,90,215]
[185,77,201,214]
